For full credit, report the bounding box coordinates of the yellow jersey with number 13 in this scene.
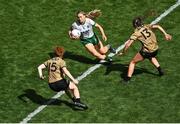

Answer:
[130,24,158,53]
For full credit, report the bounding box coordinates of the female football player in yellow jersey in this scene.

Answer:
[38,46,87,109]
[119,17,172,82]
[68,10,116,62]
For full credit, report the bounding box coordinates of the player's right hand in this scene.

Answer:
[102,34,107,41]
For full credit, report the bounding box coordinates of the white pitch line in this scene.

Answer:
[76,44,125,81]
[20,1,180,123]
[151,0,180,25]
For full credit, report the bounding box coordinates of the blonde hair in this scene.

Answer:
[77,9,102,20]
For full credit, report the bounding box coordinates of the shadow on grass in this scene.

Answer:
[104,62,158,80]
[63,51,98,64]
[17,89,76,110]
[48,51,97,64]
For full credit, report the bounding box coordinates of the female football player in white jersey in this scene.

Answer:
[69,10,115,62]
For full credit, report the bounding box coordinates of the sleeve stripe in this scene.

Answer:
[130,38,135,41]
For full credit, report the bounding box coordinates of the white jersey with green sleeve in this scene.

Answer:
[72,18,96,39]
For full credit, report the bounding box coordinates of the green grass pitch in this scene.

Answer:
[0,0,180,122]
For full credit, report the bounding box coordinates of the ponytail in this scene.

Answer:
[76,9,102,20]
[86,9,102,20]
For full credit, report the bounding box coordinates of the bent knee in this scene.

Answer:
[100,47,108,54]
[92,52,105,59]
[99,48,107,54]
[130,60,137,64]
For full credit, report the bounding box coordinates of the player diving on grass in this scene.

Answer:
[119,17,172,83]
[68,9,116,63]
[38,46,88,110]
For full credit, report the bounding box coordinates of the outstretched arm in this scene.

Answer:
[119,39,135,55]
[95,23,107,41]
[38,64,46,79]
[62,67,79,84]
[151,24,172,40]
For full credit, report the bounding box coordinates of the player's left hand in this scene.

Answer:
[40,75,46,80]
[165,34,172,41]
[102,34,107,41]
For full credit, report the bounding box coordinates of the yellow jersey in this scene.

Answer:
[44,57,66,83]
[130,24,158,53]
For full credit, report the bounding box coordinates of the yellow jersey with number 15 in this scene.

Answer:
[44,57,66,83]
[130,24,158,53]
